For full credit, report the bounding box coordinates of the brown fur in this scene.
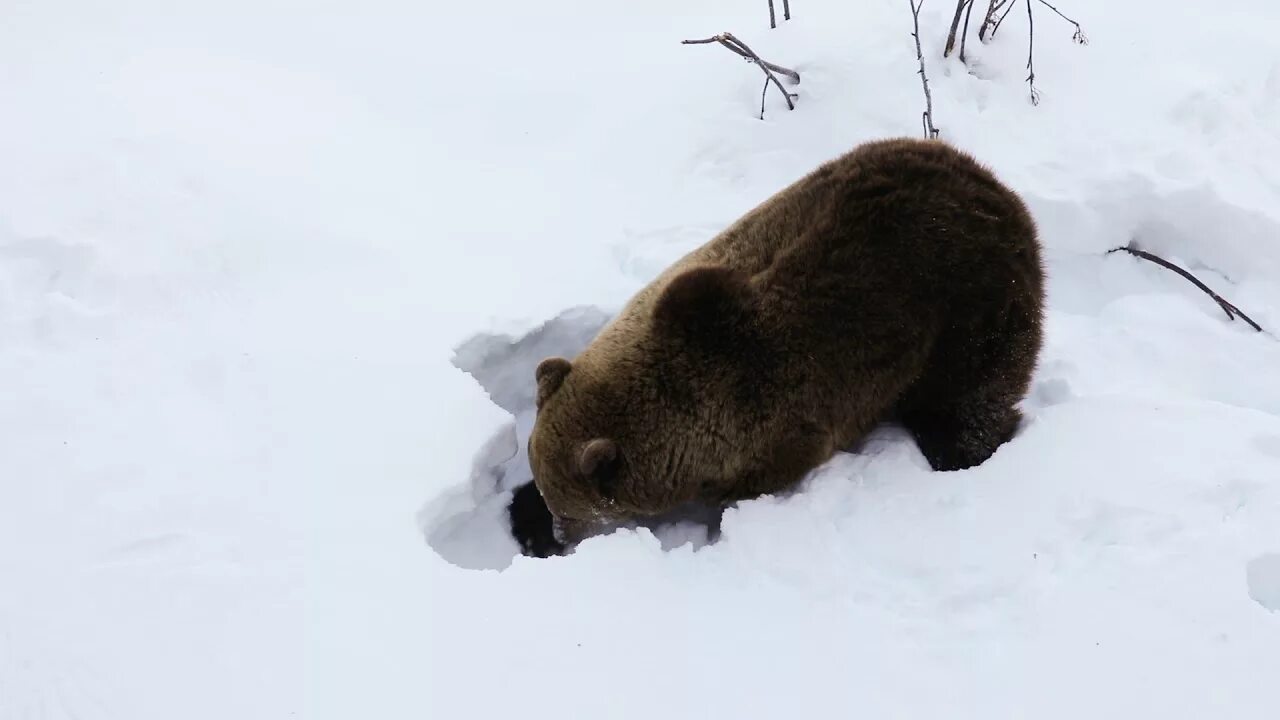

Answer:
[518,137,1044,550]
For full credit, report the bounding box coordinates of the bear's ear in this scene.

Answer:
[534,357,572,408]
[578,438,620,497]
[651,264,757,344]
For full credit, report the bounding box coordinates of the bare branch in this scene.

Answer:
[783,0,791,21]
[959,0,977,62]
[1108,244,1265,333]
[682,32,800,118]
[944,0,970,58]
[979,0,1086,105]
[989,0,1018,38]
[768,0,777,29]
[978,0,998,41]
[682,33,801,83]
[718,33,799,115]
[1037,0,1088,44]
[978,0,1013,42]
[908,0,940,137]
[1025,0,1040,105]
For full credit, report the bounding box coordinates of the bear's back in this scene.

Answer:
[585,137,1040,363]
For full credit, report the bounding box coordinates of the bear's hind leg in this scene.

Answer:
[900,394,1022,472]
[896,306,1040,472]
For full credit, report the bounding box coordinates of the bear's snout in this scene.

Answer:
[551,514,598,546]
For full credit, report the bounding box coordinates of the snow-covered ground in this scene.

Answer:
[3,0,1280,717]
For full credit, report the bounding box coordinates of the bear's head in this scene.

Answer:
[526,264,767,543]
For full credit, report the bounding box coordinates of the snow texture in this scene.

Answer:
[3,0,1280,718]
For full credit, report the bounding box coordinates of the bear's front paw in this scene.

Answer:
[508,481,567,558]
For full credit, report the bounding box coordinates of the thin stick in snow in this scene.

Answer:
[1025,0,1040,105]
[1107,244,1265,333]
[944,0,970,58]
[769,0,777,29]
[783,0,791,21]
[682,32,800,118]
[908,0,940,138]
[959,0,977,61]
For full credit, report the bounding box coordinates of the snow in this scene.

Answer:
[2,0,1279,717]
[1249,553,1280,613]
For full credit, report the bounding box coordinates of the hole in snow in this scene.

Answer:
[421,306,721,571]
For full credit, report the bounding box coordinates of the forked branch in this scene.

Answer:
[1108,244,1265,333]
[980,0,1016,41]
[682,32,800,118]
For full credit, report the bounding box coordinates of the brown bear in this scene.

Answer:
[510,137,1044,555]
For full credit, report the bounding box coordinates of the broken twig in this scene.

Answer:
[682,32,800,118]
[908,0,940,137]
[1108,244,1265,333]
